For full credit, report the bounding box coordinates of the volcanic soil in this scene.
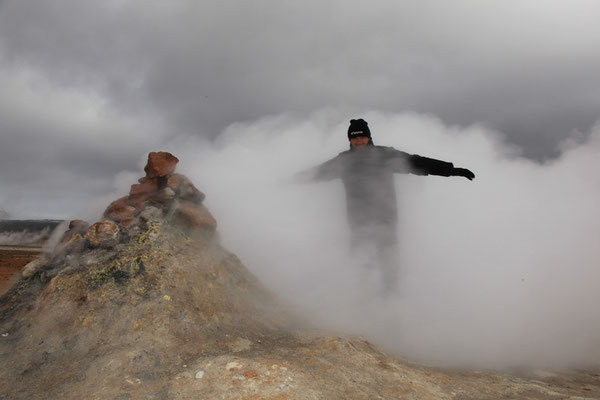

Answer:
[0,245,42,295]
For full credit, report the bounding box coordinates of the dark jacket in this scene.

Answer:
[313,145,455,228]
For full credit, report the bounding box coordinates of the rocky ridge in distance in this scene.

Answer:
[0,152,598,399]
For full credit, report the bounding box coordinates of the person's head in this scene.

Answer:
[347,118,373,149]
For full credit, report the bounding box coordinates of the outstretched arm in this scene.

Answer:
[293,154,343,183]
[407,154,475,180]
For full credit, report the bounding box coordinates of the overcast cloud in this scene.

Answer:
[1,0,599,218]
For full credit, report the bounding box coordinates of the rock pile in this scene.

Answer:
[56,152,215,254]
[103,152,213,231]
[22,152,218,283]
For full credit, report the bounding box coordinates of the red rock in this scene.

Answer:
[168,173,205,203]
[127,195,146,209]
[181,184,205,204]
[105,196,128,212]
[175,200,217,230]
[144,152,179,179]
[129,181,159,198]
[104,196,137,221]
[58,220,89,246]
[84,220,119,247]
[166,174,182,190]
[162,187,176,199]
[127,181,160,208]
[119,217,136,228]
[109,205,137,221]
[69,220,88,231]
[243,370,258,379]
[56,233,86,255]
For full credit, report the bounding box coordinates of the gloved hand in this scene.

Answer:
[452,167,475,180]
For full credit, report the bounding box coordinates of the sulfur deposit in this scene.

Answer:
[1,152,598,399]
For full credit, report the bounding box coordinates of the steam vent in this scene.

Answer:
[1,152,598,399]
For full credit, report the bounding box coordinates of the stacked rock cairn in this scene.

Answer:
[59,151,216,252]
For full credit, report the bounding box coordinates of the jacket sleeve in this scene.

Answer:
[407,154,454,176]
[384,147,454,176]
[293,153,344,182]
[312,153,344,181]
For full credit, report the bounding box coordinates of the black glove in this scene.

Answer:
[452,167,475,181]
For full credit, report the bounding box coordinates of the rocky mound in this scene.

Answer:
[1,152,598,399]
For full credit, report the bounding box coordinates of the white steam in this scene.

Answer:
[170,109,600,370]
[0,228,54,246]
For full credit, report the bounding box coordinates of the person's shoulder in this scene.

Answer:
[375,145,408,155]
[321,149,350,165]
[371,145,397,150]
[374,145,394,151]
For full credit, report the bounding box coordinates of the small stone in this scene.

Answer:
[107,205,137,222]
[119,217,136,228]
[104,196,135,222]
[125,377,141,385]
[66,233,84,246]
[22,256,49,278]
[129,180,159,199]
[195,371,204,379]
[180,180,205,204]
[69,219,87,230]
[226,361,242,371]
[84,220,119,248]
[163,187,176,198]
[129,178,177,209]
[144,152,179,178]
[139,206,163,222]
[167,174,205,203]
[243,370,258,379]
[166,174,181,190]
[57,220,90,246]
[174,200,217,230]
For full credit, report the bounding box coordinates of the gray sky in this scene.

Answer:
[1,0,600,218]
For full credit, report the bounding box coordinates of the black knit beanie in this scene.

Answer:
[347,118,371,140]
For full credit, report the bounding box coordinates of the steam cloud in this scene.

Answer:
[0,228,53,246]
[156,109,600,370]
